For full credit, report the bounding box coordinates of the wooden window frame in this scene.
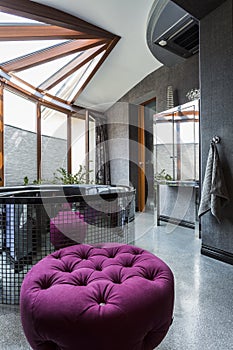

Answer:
[0,0,120,106]
[0,0,116,185]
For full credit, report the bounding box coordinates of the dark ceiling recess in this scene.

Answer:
[147,0,200,66]
[171,0,227,20]
[154,14,199,58]
[147,0,227,66]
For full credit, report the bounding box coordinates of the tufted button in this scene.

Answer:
[77,280,87,286]
[96,295,107,305]
[131,249,142,255]
[123,260,134,268]
[81,254,89,260]
[143,271,156,281]
[62,265,73,273]
[125,263,132,267]
[145,275,154,281]
[51,252,61,259]
[73,253,83,259]
[72,274,89,287]
[39,279,52,290]
[40,283,51,290]
[95,266,102,271]
[73,251,90,260]
[112,278,122,284]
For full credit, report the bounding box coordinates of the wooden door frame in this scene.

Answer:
[138,97,156,212]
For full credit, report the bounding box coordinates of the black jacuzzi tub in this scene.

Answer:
[0,185,135,304]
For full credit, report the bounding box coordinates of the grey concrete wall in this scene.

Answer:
[106,102,130,186]
[4,125,37,186]
[41,135,67,181]
[200,0,233,256]
[4,125,67,186]
[120,54,199,113]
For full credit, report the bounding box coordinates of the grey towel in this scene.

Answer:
[198,143,229,223]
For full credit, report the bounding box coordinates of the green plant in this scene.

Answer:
[23,176,29,185]
[154,169,172,182]
[23,164,94,186]
[32,179,43,185]
[23,177,55,185]
[53,165,93,184]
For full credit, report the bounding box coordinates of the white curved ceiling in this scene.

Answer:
[32,0,162,111]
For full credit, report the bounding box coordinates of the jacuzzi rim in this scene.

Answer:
[0,184,136,204]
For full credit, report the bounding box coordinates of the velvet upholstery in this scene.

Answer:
[20,244,174,350]
[50,210,87,249]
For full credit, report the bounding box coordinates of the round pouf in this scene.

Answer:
[20,244,174,350]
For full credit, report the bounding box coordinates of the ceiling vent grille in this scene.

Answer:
[154,15,199,58]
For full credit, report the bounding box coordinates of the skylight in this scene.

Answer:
[0,11,42,24]
[16,52,80,87]
[0,40,67,64]
[0,1,119,109]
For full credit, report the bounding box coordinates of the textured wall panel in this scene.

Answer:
[200,0,233,255]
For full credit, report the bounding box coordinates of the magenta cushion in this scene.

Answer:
[50,210,87,249]
[20,244,174,350]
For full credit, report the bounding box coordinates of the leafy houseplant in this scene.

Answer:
[154,169,172,182]
[23,164,94,185]
[23,176,29,185]
[53,165,93,185]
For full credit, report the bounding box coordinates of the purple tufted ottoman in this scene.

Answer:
[20,244,174,350]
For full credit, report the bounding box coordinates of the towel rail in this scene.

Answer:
[211,135,220,144]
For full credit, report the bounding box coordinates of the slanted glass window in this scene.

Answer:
[0,40,67,65]
[0,12,41,24]
[68,51,106,102]
[16,49,77,87]
[0,10,113,106]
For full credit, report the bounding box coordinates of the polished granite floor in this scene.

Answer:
[0,212,233,350]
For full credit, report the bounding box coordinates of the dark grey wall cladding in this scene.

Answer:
[4,125,67,186]
[106,102,129,186]
[119,53,199,113]
[200,0,233,254]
